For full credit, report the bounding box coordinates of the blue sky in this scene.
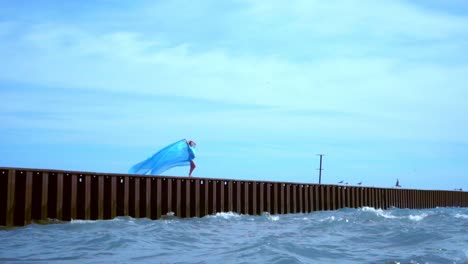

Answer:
[1,0,468,190]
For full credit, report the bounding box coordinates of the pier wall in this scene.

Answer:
[1,167,467,227]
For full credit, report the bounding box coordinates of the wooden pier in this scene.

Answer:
[1,167,467,227]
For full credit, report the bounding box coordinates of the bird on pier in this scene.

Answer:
[357,182,362,186]
[338,180,344,184]
[395,179,401,188]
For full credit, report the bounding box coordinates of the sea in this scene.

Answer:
[1,207,467,264]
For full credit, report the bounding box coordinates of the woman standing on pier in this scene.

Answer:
[128,139,197,177]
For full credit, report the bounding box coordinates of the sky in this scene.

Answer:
[1,0,468,191]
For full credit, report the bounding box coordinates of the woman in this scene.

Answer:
[128,139,197,177]
[186,140,197,177]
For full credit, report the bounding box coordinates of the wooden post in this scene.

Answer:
[266,184,271,213]
[184,179,189,218]
[177,179,182,217]
[146,178,152,218]
[41,172,49,220]
[273,183,278,215]
[71,174,77,219]
[156,178,162,219]
[123,177,129,216]
[212,181,217,214]
[228,181,233,212]
[252,182,257,215]
[111,177,117,219]
[292,185,297,213]
[299,185,304,213]
[98,176,104,220]
[259,183,264,214]
[24,171,33,225]
[55,173,64,220]
[85,175,91,220]
[244,182,249,215]
[6,170,16,227]
[134,177,140,218]
[220,182,225,212]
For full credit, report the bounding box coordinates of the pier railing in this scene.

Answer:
[1,167,467,227]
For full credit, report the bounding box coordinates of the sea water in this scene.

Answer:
[1,207,467,264]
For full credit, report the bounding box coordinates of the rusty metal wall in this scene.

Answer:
[1,167,467,227]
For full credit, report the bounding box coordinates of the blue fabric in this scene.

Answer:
[129,139,195,175]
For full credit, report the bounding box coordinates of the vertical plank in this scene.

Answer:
[212,181,217,214]
[236,181,241,213]
[337,187,342,209]
[292,185,297,213]
[204,180,209,216]
[98,176,104,220]
[266,184,271,213]
[299,185,304,213]
[134,177,140,218]
[309,185,314,211]
[146,178,151,218]
[252,182,257,215]
[41,172,49,220]
[177,179,182,217]
[320,185,325,210]
[156,178,162,219]
[315,185,320,211]
[184,179,189,218]
[286,185,291,213]
[85,175,91,220]
[273,183,278,215]
[24,171,33,225]
[195,179,200,217]
[279,184,284,214]
[111,177,117,219]
[71,174,77,219]
[325,185,330,210]
[228,181,233,212]
[330,186,335,210]
[220,182,225,212]
[305,186,309,213]
[244,182,249,215]
[123,177,129,216]
[259,183,264,214]
[167,179,172,213]
[56,173,64,220]
[6,170,16,227]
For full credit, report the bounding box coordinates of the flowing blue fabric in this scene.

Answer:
[129,139,195,175]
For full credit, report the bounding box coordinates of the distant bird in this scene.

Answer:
[357,182,362,186]
[338,180,344,184]
[395,179,401,188]
[345,182,349,185]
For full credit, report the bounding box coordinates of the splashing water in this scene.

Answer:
[1,207,467,263]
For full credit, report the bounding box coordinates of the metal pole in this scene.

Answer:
[317,154,324,184]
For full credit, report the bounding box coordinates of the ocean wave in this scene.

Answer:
[360,206,399,219]
[408,213,428,221]
[454,213,468,219]
[208,212,242,219]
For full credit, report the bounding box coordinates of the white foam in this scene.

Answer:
[70,219,97,224]
[267,215,280,221]
[361,207,398,219]
[454,213,468,219]
[408,213,428,221]
[208,212,241,219]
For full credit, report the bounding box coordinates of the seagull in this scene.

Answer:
[338,180,344,184]
[345,182,349,185]
[357,182,362,186]
[395,179,401,188]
